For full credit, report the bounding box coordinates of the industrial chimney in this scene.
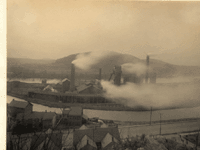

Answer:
[114,66,122,86]
[70,63,75,92]
[145,55,149,83]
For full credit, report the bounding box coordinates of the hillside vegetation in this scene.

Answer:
[7,51,200,79]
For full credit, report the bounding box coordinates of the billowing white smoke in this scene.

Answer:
[101,80,200,110]
[72,51,117,70]
[121,63,147,76]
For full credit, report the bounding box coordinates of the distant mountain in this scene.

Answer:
[53,51,200,77]
[54,51,142,73]
[7,52,200,78]
[7,57,55,66]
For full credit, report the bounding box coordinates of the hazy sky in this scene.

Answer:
[7,1,200,66]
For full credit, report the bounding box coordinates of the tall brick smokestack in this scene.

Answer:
[114,66,122,86]
[70,63,75,91]
[99,68,102,81]
[145,55,149,83]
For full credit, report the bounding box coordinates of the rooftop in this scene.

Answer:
[31,132,63,150]
[9,99,32,109]
[73,127,120,146]
[76,84,102,94]
[69,107,83,116]
[28,90,104,97]
[43,112,57,120]
[76,85,91,93]
[16,111,56,120]
[63,109,70,115]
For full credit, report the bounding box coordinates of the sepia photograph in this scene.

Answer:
[6,0,200,150]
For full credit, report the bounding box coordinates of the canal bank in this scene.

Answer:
[7,95,200,123]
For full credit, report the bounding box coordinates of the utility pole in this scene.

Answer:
[150,107,152,125]
[196,128,200,150]
[93,126,95,143]
[145,55,149,84]
[160,113,162,135]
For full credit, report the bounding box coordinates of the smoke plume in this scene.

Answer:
[101,80,200,110]
[72,51,118,70]
[121,63,147,76]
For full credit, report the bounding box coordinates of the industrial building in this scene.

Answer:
[9,99,57,132]
[8,99,33,118]
[76,84,102,95]
[26,54,157,111]
[16,111,57,129]
[57,106,85,129]
[109,66,122,86]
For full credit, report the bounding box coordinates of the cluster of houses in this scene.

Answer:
[7,124,120,150]
[7,99,86,132]
[7,99,121,150]
[74,126,120,150]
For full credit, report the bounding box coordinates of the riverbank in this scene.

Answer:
[7,92,150,111]
[116,117,200,127]
[8,93,200,127]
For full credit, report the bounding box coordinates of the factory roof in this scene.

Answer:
[43,85,58,92]
[62,78,70,83]
[55,78,70,85]
[28,90,104,97]
[9,99,32,109]
[85,81,94,86]
[76,84,102,94]
[76,85,91,92]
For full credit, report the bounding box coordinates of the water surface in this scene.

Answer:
[7,95,200,122]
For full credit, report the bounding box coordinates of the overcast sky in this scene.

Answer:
[7,1,200,66]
